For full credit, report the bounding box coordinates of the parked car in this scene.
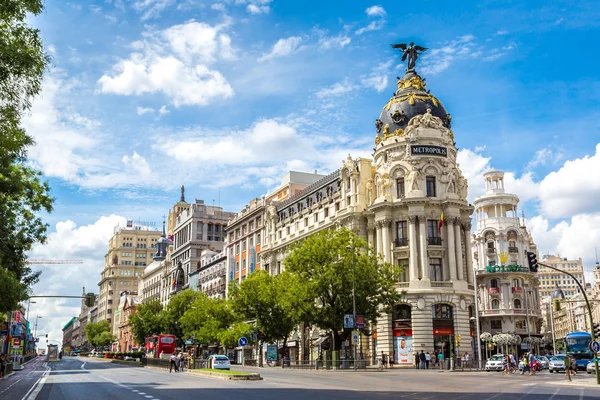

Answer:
[485,355,506,372]
[537,356,549,369]
[587,360,598,374]
[208,355,231,370]
[548,355,566,373]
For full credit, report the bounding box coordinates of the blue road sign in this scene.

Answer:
[590,341,600,353]
[238,337,248,347]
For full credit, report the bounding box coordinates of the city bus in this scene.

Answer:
[145,334,176,359]
[564,331,593,371]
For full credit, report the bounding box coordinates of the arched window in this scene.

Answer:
[487,241,495,250]
[512,279,521,287]
[514,299,522,309]
[432,304,453,319]
[491,299,500,310]
[490,279,498,288]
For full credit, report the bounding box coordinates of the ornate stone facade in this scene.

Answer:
[472,171,542,355]
[259,69,475,365]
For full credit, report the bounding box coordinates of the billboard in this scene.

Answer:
[394,330,413,365]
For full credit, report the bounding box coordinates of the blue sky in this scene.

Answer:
[25,0,600,343]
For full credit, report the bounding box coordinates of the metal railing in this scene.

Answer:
[428,237,442,246]
[394,238,409,247]
[281,359,372,370]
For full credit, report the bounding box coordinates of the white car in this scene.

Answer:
[208,355,231,370]
[587,361,598,374]
[485,355,506,372]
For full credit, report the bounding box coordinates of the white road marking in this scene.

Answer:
[98,375,159,400]
[80,361,86,370]
[518,386,537,399]
[579,388,584,400]
[548,388,560,400]
[22,362,51,400]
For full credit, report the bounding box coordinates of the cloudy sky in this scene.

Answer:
[25,0,600,346]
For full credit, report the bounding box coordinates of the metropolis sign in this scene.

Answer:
[410,145,447,157]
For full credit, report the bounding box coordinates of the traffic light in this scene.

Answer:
[85,293,95,307]
[456,334,461,347]
[594,323,600,339]
[45,334,48,338]
[526,251,538,272]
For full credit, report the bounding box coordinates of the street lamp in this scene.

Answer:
[34,315,42,339]
[524,286,532,347]
[472,267,483,369]
[346,244,357,370]
[26,300,36,323]
[549,284,565,355]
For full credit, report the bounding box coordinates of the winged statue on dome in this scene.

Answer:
[390,42,428,71]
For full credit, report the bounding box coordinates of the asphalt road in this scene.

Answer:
[2,357,600,399]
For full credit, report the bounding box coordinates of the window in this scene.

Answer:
[324,207,329,218]
[257,216,262,227]
[515,319,526,330]
[432,304,453,319]
[514,299,522,309]
[314,213,319,223]
[398,258,409,282]
[429,258,443,281]
[304,218,308,228]
[257,233,261,245]
[396,178,405,198]
[250,221,254,231]
[215,225,220,233]
[426,176,436,197]
[427,220,439,238]
[335,202,340,211]
[491,320,502,330]
[396,221,408,246]
[491,299,500,309]
[487,241,495,250]
[490,279,498,288]
[512,279,521,287]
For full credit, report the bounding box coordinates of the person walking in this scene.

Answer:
[415,352,420,369]
[0,354,6,379]
[178,353,185,372]
[419,350,426,369]
[564,354,572,382]
[388,353,394,369]
[528,352,536,376]
[509,353,516,374]
[380,351,387,369]
[169,353,177,373]
[438,351,444,370]
[520,354,528,374]
[425,351,430,369]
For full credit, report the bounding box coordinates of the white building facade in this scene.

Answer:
[472,171,543,355]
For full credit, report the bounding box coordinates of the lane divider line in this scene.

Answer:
[22,362,50,400]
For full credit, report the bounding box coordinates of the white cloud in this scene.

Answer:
[158,105,170,115]
[316,80,358,98]
[132,0,175,20]
[496,30,508,35]
[136,106,154,115]
[258,36,303,62]
[212,3,226,11]
[420,35,476,75]
[98,20,235,107]
[365,5,386,17]
[538,143,600,218]
[318,34,351,49]
[247,4,270,14]
[122,151,152,177]
[356,5,386,35]
[105,14,118,24]
[361,75,387,92]
[527,146,564,169]
[28,215,128,347]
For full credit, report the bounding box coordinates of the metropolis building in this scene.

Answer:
[259,63,476,364]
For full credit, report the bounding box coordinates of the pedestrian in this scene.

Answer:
[425,351,430,369]
[419,350,426,369]
[438,351,444,370]
[415,352,420,369]
[430,352,436,368]
[380,351,387,369]
[565,354,572,382]
[0,354,6,379]
[520,354,528,374]
[509,353,516,374]
[568,355,577,376]
[179,353,185,372]
[388,353,394,369]
[169,353,177,373]
[528,352,536,376]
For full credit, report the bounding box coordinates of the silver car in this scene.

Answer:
[549,355,566,373]
[485,355,506,372]
[587,361,599,374]
[537,356,549,369]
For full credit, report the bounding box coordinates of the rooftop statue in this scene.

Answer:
[391,42,428,71]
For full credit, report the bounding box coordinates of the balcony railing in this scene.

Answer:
[486,247,496,255]
[488,287,500,294]
[511,287,523,293]
[431,281,453,288]
[481,308,538,317]
[508,246,519,253]
[428,237,442,246]
[394,238,409,247]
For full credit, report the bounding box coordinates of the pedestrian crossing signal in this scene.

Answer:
[85,293,95,307]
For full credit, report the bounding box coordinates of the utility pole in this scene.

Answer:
[346,244,357,370]
[472,267,483,369]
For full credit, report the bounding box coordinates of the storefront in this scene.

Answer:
[392,304,413,365]
[432,304,454,360]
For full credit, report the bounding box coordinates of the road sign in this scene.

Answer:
[12,338,20,347]
[590,341,600,353]
[355,315,365,329]
[238,337,248,347]
[352,331,359,344]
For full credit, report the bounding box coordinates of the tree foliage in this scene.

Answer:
[84,320,114,348]
[163,290,198,346]
[284,227,402,349]
[230,270,311,347]
[0,0,53,313]
[129,298,166,345]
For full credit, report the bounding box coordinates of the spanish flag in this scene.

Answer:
[438,211,444,234]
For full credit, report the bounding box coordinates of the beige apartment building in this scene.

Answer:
[538,254,586,298]
[97,222,162,333]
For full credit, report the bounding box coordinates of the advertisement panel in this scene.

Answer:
[267,345,278,361]
[394,335,413,365]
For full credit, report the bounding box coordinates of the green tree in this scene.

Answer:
[284,227,402,350]
[84,320,112,348]
[129,299,166,345]
[96,331,116,348]
[0,0,53,313]
[164,290,199,346]
[230,270,311,358]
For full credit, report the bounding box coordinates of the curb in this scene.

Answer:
[186,370,263,381]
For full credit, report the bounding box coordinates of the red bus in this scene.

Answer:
[145,334,176,359]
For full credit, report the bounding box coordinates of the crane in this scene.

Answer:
[26,260,84,264]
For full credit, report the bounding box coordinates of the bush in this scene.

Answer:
[79,352,90,357]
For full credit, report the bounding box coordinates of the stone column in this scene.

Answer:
[418,216,429,280]
[446,218,457,282]
[454,219,464,281]
[382,220,391,263]
[408,216,419,280]
[376,223,383,258]
[463,222,474,284]
[367,225,375,250]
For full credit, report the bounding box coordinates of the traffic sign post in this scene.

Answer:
[238,337,248,347]
[590,341,600,353]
